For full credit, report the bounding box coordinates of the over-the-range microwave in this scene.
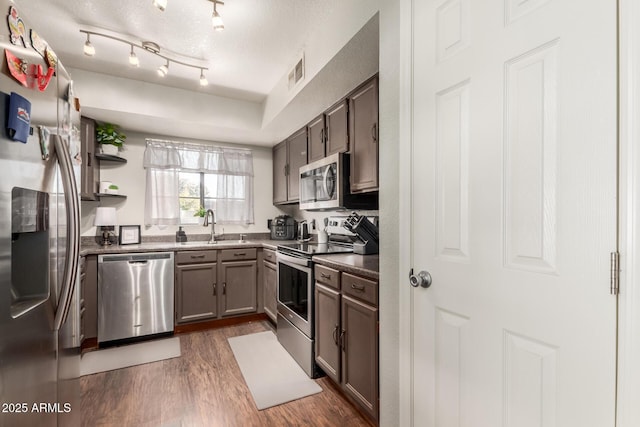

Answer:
[299,152,378,211]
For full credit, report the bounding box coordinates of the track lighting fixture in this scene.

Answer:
[157,60,169,77]
[83,33,95,56]
[129,45,139,67]
[80,30,208,86]
[152,0,167,12]
[199,69,208,86]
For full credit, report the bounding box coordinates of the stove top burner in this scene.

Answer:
[277,241,353,257]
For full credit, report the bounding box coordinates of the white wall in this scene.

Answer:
[81,131,283,238]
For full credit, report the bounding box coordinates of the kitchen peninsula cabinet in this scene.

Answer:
[349,76,379,193]
[314,265,379,423]
[220,248,258,316]
[273,127,308,204]
[175,250,218,323]
[262,248,277,322]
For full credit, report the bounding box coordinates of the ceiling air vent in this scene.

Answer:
[288,54,305,91]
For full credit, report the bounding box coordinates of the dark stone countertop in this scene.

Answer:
[81,238,378,279]
[312,253,379,281]
[80,239,297,256]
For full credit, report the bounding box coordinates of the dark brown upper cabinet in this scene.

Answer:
[272,140,288,204]
[307,113,326,163]
[80,116,99,201]
[349,76,379,193]
[272,127,308,205]
[308,98,349,164]
[325,99,349,157]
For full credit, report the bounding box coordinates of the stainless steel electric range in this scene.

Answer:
[275,216,376,378]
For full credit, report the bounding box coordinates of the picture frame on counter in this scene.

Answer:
[118,225,141,245]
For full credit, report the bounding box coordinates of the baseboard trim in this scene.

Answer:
[174,313,269,334]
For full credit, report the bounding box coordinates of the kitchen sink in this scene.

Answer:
[175,241,216,246]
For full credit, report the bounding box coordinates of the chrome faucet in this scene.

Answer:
[203,209,216,243]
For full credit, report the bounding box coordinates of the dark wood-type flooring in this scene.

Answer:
[81,321,372,427]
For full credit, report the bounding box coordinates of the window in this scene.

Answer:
[178,172,249,225]
[144,140,254,226]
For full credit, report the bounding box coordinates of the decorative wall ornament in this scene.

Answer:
[7,6,26,47]
[30,29,47,57]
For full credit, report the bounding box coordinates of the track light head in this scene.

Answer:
[212,7,224,31]
[152,0,167,11]
[83,34,95,56]
[199,69,209,86]
[129,45,139,67]
[157,61,169,77]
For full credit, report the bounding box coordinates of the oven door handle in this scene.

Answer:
[277,252,312,267]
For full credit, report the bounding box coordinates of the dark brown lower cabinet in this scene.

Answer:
[176,263,217,323]
[176,249,257,325]
[220,260,257,316]
[263,259,277,322]
[315,269,379,424]
[315,284,341,383]
[341,295,378,419]
[81,254,98,343]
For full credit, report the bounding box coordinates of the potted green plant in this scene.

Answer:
[194,206,207,225]
[96,122,126,155]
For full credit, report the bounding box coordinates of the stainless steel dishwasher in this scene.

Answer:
[98,252,174,344]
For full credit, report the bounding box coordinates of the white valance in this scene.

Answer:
[143,139,254,176]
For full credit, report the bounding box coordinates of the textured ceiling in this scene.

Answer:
[14,0,338,102]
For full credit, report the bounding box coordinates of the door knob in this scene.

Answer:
[409,269,432,288]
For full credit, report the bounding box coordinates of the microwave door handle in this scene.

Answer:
[322,165,332,198]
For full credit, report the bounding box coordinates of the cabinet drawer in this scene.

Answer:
[220,248,257,261]
[342,273,377,306]
[176,250,217,264]
[315,264,340,290]
[263,248,277,264]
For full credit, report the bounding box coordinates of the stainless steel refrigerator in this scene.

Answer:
[0,1,81,425]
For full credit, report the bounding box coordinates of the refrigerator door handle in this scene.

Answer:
[53,135,81,331]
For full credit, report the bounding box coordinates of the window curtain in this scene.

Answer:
[143,139,254,226]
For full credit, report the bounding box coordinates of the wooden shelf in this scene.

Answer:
[95,193,127,199]
[95,153,127,163]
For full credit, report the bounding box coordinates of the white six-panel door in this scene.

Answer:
[403,0,618,426]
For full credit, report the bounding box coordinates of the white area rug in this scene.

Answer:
[80,337,181,376]
[228,331,322,410]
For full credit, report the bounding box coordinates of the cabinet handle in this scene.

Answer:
[371,123,377,143]
[87,152,92,167]
[223,282,226,295]
[340,329,346,351]
[234,252,247,256]
[350,283,365,292]
[320,273,331,280]
[190,254,206,259]
[320,128,325,144]
[332,324,339,345]
[213,282,217,296]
